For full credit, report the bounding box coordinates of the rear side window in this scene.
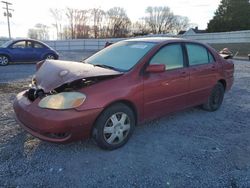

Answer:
[34,42,44,48]
[186,44,212,66]
[150,44,184,70]
[208,51,215,63]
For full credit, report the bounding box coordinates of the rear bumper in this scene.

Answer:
[13,91,103,143]
[226,77,234,91]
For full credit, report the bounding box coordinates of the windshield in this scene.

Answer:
[1,40,13,48]
[85,41,156,71]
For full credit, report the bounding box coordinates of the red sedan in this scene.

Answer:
[13,38,234,150]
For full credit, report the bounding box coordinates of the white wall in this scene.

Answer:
[43,38,125,51]
[1,30,250,51]
[43,30,250,51]
[180,30,250,44]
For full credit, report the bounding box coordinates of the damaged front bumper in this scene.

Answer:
[13,91,103,143]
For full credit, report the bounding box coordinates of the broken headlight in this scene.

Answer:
[38,92,86,110]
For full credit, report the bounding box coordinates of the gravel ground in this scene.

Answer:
[0,59,250,188]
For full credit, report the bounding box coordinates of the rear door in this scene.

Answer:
[185,43,218,106]
[143,43,190,120]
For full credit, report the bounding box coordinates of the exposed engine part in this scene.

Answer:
[27,88,44,101]
[54,76,114,93]
[27,75,118,101]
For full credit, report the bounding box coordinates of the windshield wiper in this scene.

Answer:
[94,64,118,71]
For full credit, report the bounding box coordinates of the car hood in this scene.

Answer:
[35,60,123,92]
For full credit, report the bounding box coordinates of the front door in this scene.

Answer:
[10,40,35,62]
[143,43,189,121]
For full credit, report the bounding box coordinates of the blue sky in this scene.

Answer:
[0,0,221,38]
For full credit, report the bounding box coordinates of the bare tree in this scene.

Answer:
[66,8,76,39]
[132,19,150,36]
[90,8,105,38]
[144,6,176,34]
[75,9,90,38]
[62,26,71,39]
[36,24,50,40]
[49,6,190,39]
[106,7,131,38]
[27,28,38,39]
[65,8,90,39]
[173,16,190,34]
[28,24,49,40]
[50,8,63,39]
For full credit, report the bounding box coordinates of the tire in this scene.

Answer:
[45,54,56,60]
[0,55,9,66]
[202,82,225,111]
[92,103,135,150]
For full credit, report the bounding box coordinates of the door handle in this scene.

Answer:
[211,65,216,71]
[192,67,198,71]
[180,71,188,77]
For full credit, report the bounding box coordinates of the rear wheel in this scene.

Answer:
[202,82,225,111]
[45,54,56,60]
[92,103,135,150]
[0,55,9,66]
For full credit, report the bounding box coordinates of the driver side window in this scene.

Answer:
[150,44,184,70]
[12,41,26,49]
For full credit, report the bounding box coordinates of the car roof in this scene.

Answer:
[124,37,187,43]
[12,38,41,42]
[10,38,49,47]
[124,37,213,50]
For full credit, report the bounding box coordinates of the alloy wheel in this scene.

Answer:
[46,55,55,59]
[0,56,9,66]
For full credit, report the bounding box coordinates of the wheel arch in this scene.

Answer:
[218,79,227,90]
[102,100,138,124]
[43,53,57,60]
[0,53,11,61]
[90,99,138,137]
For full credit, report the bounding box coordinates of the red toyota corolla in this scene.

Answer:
[13,38,234,150]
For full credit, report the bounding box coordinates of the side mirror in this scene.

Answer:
[146,64,166,73]
[104,42,113,48]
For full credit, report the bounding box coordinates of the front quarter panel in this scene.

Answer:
[75,74,144,122]
[0,48,12,61]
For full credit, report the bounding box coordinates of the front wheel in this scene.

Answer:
[92,103,135,150]
[0,55,9,66]
[202,82,225,111]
